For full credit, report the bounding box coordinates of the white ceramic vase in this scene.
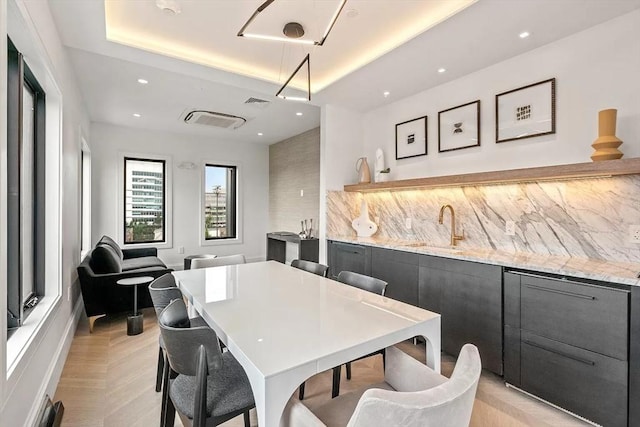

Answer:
[351,200,378,237]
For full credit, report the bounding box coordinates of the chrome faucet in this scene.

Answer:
[438,204,465,246]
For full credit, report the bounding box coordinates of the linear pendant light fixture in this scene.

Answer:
[276,54,311,102]
[237,0,348,46]
[238,0,347,101]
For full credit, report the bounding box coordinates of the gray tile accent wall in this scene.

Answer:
[269,127,320,234]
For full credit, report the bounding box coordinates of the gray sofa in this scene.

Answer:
[77,235,172,331]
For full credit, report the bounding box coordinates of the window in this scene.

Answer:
[204,164,237,240]
[7,38,47,330]
[80,140,91,258]
[124,157,166,244]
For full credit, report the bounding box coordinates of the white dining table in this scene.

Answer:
[172,261,441,427]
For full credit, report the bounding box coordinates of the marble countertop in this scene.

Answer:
[328,235,640,287]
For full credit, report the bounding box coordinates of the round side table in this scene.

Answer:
[117,276,154,336]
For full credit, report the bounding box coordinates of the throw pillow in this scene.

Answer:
[90,244,123,274]
[98,235,123,260]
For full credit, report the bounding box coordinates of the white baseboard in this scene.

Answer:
[24,297,83,427]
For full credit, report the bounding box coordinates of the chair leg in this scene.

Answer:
[161,359,171,427]
[346,362,352,380]
[164,394,176,427]
[88,314,106,333]
[156,347,164,392]
[244,410,251,427]
[331,365,341,398]
[298,382,305,400]
[382,349,386,370]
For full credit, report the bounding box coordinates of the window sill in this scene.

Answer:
[122,241,173,250]
[7,295,61,376]
[200,237,243,247]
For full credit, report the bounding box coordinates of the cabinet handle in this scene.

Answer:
[523,340,595,366]
[524,284,595,300]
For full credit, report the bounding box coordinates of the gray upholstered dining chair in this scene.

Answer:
[291,259,329,400]
[159,299,255,427]
[190,254,246,269]
[149,274,210,425]
[332,271,388,398]
[291,259,329,277]
[282,344,481,427]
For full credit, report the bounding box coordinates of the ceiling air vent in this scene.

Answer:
[244,97,271,109]
[183,110,246,129]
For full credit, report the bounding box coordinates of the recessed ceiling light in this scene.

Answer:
[133,113,141,118]
[257,132,263,136]
[519,31,530,39]
[383,91,390,97]
[438,68,446,73]
[296,112,303,116]
[345,9,359,18]
[137,78,149,84]
[155,0,181,15]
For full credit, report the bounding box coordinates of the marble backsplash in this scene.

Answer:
[326,175,640,264]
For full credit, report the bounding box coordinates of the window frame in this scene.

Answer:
[200,161,242,247]
[6,37,47,330]
[80,136,91,260]
[117,152,173,249]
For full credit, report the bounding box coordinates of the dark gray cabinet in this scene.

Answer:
[328,240,503,375]
[327,241,371,279]
[504,270,630,427]
[267,233,319,263]
[371,247,419,306]
[418,255,503,375]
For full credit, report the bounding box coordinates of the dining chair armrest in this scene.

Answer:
[281,398,326,427]
[384,346,447,392]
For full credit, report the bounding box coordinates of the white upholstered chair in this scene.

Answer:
[190,254,246,269]
[281,344,481,427]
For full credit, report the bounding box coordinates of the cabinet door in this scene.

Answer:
[422,256,503,375]
[327,241,370,279]
[371,247,419,305]
[418,265,444,314]
[520,274,628,360]
[521,331,627,427]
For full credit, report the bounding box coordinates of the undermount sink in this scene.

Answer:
[403,243,463,254]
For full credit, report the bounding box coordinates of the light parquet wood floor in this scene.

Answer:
[55,308,589,427]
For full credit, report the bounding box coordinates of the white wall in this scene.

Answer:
[319,105,365,262]
[90,123,269,268]
[359,10,640,181]
[1,0,90,425]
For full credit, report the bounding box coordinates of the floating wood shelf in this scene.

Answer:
[344,158,640,192]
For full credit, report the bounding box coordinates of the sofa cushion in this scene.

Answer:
[99,235,123,260]
[121,256,167,271]
[90,244,122,274]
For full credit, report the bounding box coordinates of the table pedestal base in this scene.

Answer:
[127,313,143,335]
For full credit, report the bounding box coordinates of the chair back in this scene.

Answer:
[348,344,481,427]
[158,299,223,375]
[291,259,328,277]
[337,271,387,296]
[190,254,246,269]
[148,273,183,317]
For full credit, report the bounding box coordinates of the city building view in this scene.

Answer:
[204,164,236,239]
[124,158,165,243]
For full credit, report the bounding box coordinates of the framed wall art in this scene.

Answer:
[395,115,427,160]
[496,78,556,143]
[438,100,480,153]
